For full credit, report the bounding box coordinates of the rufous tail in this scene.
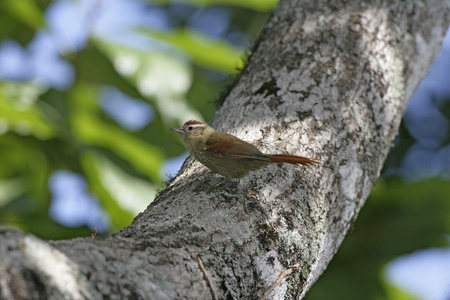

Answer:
[268,154,320,166]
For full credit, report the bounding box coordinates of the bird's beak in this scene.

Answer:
[170,128,184,134]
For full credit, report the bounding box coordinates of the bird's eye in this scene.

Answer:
[187,126,193,131]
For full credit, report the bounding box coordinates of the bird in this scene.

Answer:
[170,120,319,178]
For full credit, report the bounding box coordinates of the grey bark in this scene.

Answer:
[1,0,449,299]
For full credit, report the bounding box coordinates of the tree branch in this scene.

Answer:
[1,0,449,299]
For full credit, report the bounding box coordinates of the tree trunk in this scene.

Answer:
[1,0,448,299]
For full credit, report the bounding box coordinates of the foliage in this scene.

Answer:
[0,0,272,237]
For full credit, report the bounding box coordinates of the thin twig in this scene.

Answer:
[258,264,300,300]
[197,257,218,300]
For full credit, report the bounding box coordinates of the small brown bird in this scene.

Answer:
[171,120,319,178]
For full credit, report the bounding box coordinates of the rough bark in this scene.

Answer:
[1,0,449,299]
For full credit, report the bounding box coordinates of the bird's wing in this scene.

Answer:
[205,134,269,161]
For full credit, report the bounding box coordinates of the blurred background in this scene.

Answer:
[0,0,449,299]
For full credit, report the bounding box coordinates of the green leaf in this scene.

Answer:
[143,28,245,74]
[0,0,45,29]
[95,41,204,124]
[0,85,54,139]
[148,0,278,12]
[71,46,144,99]
[73,110,164,182]
[0,177,25,209]
[81,151,135,231]
[70,84,164,182]
[95,155,157,214]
